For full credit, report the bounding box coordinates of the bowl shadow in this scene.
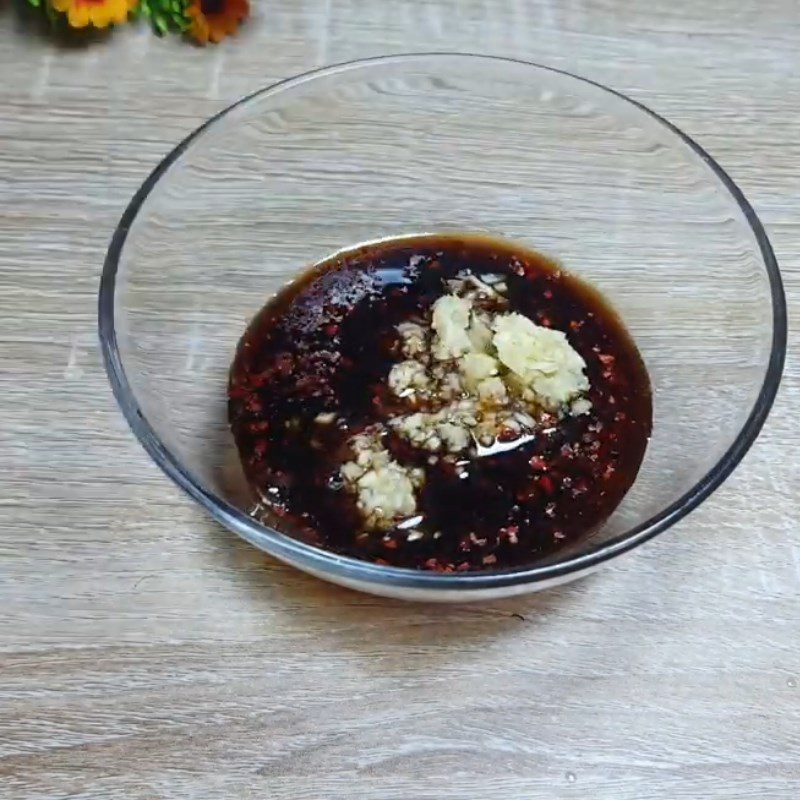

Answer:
[205,403,594,671]
[203,511,594,672]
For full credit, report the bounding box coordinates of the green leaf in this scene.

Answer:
[139,0,189,34]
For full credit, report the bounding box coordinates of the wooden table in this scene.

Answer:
[2,2,798,797]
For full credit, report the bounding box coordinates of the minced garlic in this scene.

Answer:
[431,295,473,360]
[397,321,428,359]
[340,429,425,530]
[384,283,591,460]
[468,310,494,353]
[355,465,418,528]
[476,376,508,404]
[492,312,589,408]
[388,359,430,397]
[390,401,479,453]
[459,351,498,390]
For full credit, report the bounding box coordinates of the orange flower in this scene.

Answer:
[187,0,249,44]
[51,0,135,28]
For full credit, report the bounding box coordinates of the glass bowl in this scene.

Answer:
[99,54,786,601]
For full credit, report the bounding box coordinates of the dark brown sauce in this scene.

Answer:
[228,233,652,571]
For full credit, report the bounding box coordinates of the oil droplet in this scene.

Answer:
[788,677,797,688]
[566,772,576,783]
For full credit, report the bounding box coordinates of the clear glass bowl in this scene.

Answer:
[99,54,786,601]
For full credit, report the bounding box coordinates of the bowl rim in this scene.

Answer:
[98,52,787,591]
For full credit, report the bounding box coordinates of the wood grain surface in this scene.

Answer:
[1,1,798,798]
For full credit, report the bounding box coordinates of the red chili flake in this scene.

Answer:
[482,554,498,566]
[249,371,273,388]
[253,439,268,458]
[424,558,439,570]
[248,420,271,433]
[456,561,471,572]
[529,455,548,472]
[614,411,627,422]
[383,538,398,550]
[543,288,553,299]
[572,478,588,496]
[598,353,615,365]
[500,524,520,543]
[296,375,325,394]
[498,427,518,443]
[324,323,340,336]
[275,353,294,375]
[538,314,552,327]
[228,385,250,399]
[538,474,555,495]
[524,263,540,279]
[246,396,263,413]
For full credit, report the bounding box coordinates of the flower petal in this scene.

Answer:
[67,3,91,27]
[89,3,113,27]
